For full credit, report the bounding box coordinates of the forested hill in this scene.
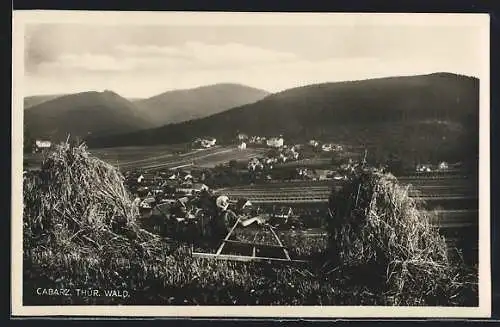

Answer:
[87,73,479,164]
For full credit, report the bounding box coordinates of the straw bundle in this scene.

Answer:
[23,142,161,257]
[327,167,470,305]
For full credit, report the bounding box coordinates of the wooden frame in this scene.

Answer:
[192,216,309,264]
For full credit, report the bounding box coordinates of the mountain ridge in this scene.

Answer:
[133,83,270,126]
[24,90,153,144]
[86,73,479,164]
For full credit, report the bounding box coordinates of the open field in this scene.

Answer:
[24,145,268,171]
[24,144,185,170]
[133,146,266,170]
[214,176,478,204]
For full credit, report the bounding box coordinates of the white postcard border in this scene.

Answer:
[11,10,491,318]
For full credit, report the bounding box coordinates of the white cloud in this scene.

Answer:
[37,42,300,76]
[184,41,298,65]
[115,41,299,68]
[40,53,137,72]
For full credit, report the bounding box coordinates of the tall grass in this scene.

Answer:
[24,243,387,305]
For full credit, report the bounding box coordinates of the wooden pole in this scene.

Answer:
[354,149,368,208]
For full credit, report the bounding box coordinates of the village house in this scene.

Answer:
[297,168,310,178]
[333,144,344,151]
[309,140,319,147]
[176,182,209,195]
[439,161,449,170]
[237,133,248,141]
[416,164,432,172]
[249,136,266,144]
[266,136,284,148]
[201,137,216,148]
[193,137,217,148]
[321,144,333,152]
[248,157,264,171]
[33,140,52,153]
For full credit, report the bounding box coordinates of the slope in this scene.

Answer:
[87,73,479,164]
[24,90,153,143]
[24,94,66,109]
[134,83,270,125]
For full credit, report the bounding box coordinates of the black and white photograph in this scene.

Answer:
[12,11,490,318]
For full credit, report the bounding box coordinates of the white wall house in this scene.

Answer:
[35,140,51,148]
[322,144,332,152]
[266,137,284,148]
[439,162,449,170]
[199,137,217,148]
[309,140,319,147]
[34,140,52,152]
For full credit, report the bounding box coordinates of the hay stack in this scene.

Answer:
[23,142,161,257]
[327,167,468,305]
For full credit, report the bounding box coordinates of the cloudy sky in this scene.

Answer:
[24,21,484,98]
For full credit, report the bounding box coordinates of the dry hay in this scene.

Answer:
[327,167,476,306]
[23,141,162,259]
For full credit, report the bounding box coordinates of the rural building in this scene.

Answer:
[321,143,343,152]
[309,140,319,147]
[176,182,209,195]
[237,133,248,141]
[182,171,194,180]
[333,144,344,151]
[249,136,266,144]
[33,140,52,152]
[193,137,217,148]
[416,164,432,172]
[439,161,449,170]
[201,137,216,148]
[297,168,311,178]
[267,137,284,148]
[238,142,247,150]
[248,157,264,171]
[322,144,332,152]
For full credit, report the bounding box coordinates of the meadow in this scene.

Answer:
[25,144,267,171]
